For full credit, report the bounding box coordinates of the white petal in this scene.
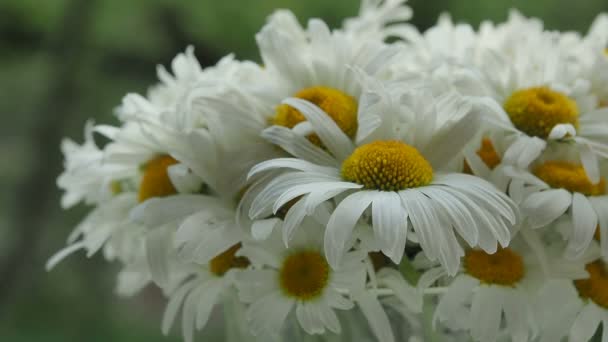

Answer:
[261,126,337,167]
[251,218,281,241]
[162,280,196,335]
[282,98,355,161]
[567,193,598,259]
[146,228,171,287]
[281,196,309,246]
[355,291,395,342]
[325,192,373,268]
[246,292,294,336]
[131,194,214,227]
[248,158,338,180]
[548,123,576,140]
[167,163,203,194]
[236,269,278,302]
[502,291,532,342]
[579,142,601,184]
[195,279,223,330]
[522,189,572,228]
[569,304,602,342]
[296,302,325,335]
[590,198,608,258]
[377,268,423,312]
[371,191,407,263]
[470,286,503,342]
[46,241,86,271]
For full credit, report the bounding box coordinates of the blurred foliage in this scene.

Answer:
[0,0,607,341]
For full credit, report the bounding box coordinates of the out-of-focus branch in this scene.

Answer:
[0,0,97,313]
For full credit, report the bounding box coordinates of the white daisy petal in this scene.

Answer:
[372,191,407,263]
[246,291,294,337]
[195,279,223,330]
[325,192,373,268]
[578,142,601,184]
[567,193,598,259]
[248,158,338,180]
[355,291,395,342]
[162,281,197,335]
[569,304,602,342]
[282,98,355,160]
[377,268,423,312]
[521,189,572,228]
[251,218,281,241]
[146,227,171,286]
[261,126,337,167]
[470,286,503,342]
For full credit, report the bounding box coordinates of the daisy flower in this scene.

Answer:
[534,252,608,342]
[236,219,367,339]
[429,237,550,342]
[248,83,518,275]
[56,120,131,208]
[161,242,251,342]
[474,14,608,181]
[184,5,409,198]
[505,156,608,259]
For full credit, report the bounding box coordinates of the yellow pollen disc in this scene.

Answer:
[209,244,250,277]
[138,155,179,203]
[273,86,358,145]
[504,86,579,139]
[464,137,501,174]
[279,250,330,300]
[464,248,525,286]
[574,261,608,309]
[533,161,606,196]
[341,140,433,191]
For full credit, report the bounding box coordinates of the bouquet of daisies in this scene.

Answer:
[49,1,608,341]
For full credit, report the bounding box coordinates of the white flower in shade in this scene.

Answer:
[57,120,130,208]
[571,14,608,106]
[147,46,204,109]
[401,11,608,180]
[506,159,608,259]
[236,220,366,339]
[161,243,251,342]
[342,0,412,42]
[247,85,517,275]
[187,7,407,196]
[428,236,559,342]
[476,17,608,180]
[46,193,140,269]
[130,193,245,286]
[534,253,608,342]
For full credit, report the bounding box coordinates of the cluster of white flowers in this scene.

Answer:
[50,1,608,341]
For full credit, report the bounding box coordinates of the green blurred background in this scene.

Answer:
[1,0,606,341]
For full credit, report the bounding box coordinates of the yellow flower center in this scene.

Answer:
[138,155,179,203]
[341,140,433,191]
[464,248,525,286]
[504,87,579,139]
[463,137,501,174]
[533,161,606,196]
[279,250,330,300]
[209,244,250,277]
[574,261,608,309]
[273,86,358,145]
